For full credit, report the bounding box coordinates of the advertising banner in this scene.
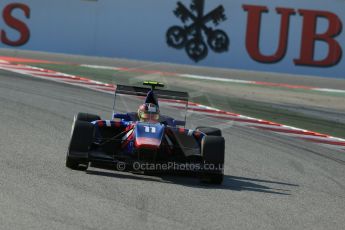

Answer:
[0,0,344,78]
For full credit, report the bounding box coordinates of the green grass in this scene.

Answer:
[24,63,345,138]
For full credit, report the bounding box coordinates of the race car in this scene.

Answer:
[65,81,225,184]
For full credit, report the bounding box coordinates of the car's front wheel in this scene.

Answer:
[66,119,94,171]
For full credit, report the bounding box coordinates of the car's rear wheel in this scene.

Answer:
[66,120,95,171]
[200,136,225,184]
[196,126,222,136]
[76,112,101,122]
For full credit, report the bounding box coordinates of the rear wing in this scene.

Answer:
[112,84,189,127]
[115,85,189,101]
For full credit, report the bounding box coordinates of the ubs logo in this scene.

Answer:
[166,0,229,62]
[1,3,30,47]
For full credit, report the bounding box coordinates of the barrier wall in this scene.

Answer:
[0,0,344,79]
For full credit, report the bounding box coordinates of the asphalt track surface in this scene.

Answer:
[1,70,345,230]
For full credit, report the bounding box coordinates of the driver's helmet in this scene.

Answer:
[137,103,160,122]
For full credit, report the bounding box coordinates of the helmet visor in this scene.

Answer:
[140,112,159,121]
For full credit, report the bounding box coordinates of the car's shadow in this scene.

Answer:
[86,170,298,195]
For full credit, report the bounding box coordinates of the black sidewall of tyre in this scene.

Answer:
[202,136,225,164]
[69,120,95,153]
[201,136,225,184]
[66,120,94,170]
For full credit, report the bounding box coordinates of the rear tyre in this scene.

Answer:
[196,126,222,136]
[76,113,101,122]
[200,136,225,184]
[66,120,95,171]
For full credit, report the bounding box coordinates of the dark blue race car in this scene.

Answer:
[66,81,225,184]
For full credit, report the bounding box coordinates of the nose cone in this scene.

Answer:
[135,137,161,150]
[134,123,165,150]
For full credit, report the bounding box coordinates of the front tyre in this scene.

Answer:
[66,120,94,171]
[66,156,84,170]
[200,136,225,184]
